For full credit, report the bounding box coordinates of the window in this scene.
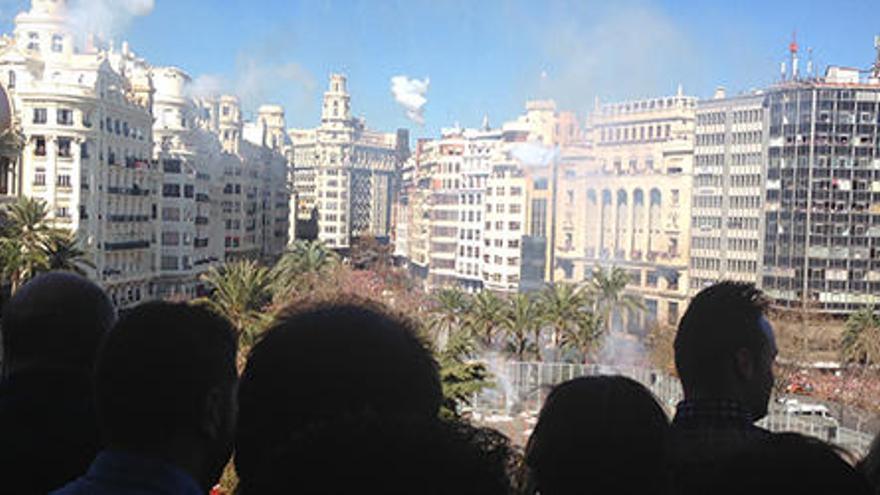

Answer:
[33,108,47,124]
[34,167,46,186]
[56,207,70,218]
[7,70,14,89]
[51,34,63,53]
[34,136,46,157]
[162,207,181,221]
[162,184,181,197]
[57,109,73,125]
[511,187,523,196]
[57,137,72,158]
[57,174,71,188]
[223,106,230,116]
[162,232,180,246]
[27,32,39,51]
[184,184,194,198]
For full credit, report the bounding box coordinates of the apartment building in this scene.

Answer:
[688,89,766,294]
[290,74,408,249]
[0,0,290,306]
[762,66,880,314]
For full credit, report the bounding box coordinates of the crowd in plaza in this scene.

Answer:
[1,273,879,494]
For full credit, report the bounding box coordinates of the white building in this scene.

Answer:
[0,0,290,306]
[290,74,407,249]
[0,0,161,308]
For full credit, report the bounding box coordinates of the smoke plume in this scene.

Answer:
[68,0,155,41]
[391,75,429,126]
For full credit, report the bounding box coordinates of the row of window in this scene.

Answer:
[484,221,522,232]
[484,203,522,214]
[599,123,673,143]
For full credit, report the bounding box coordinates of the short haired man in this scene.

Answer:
[235,298,442,483]
[54,302,238,495]
[671,281,777,491]
[0,273,116,494]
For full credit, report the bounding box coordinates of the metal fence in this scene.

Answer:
[472,361,875,456]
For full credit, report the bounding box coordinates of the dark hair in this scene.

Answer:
[1,272,115,371]
[235,298,442,481]
[525,376,670,495]
[95,301,237,448]
[238,413,515,495]
[674,281,769,392]
[858,433,880,493]
[712,433,871,495]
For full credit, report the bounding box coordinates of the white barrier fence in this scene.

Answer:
[472,361,875,456]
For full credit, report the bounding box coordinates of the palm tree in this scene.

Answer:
[199,260,275,348]
[538,283,589,347]
[0,197,56,292]
[587,265,644,333]
[43,231,94,275]
[842,307,880,366]
[428,287,471,349]
[559,311,604,363]
[502,293,541,361]
[468,290,506,348]
[436,324,491,418]
[271,240,339,298]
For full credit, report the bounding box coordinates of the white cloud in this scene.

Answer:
[188,60,318,117]
[509,142,559,167]
[391,75,429,126]
[536,4,701,113]
[68,0,155,41]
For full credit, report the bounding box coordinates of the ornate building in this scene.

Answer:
[555,90,696,329]
[290,74,408,249]
[0,0,290,306]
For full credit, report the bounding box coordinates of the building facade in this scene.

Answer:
[0,0,290,307]
[555,91,696,330]
[762,67,880,314]
[688,90,766,294]
[290,74,407,249]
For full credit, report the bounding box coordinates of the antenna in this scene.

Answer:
[874,35,880,78]
[790,31,800,80]
[807,47,814,78]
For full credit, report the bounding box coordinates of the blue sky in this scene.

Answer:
[1,0,878,138]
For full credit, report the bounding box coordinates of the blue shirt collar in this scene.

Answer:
[84,450,204,495]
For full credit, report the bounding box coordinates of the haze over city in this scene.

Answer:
[0,0,878,136]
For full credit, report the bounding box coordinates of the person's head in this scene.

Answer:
[235,298,442,482]
[525,376,670,495]
[237,413,515,495]
[858,433,880,494]
[674,281,776,420]
[712,433,871,495]
[95,302,238,490]
[1,272,116,377]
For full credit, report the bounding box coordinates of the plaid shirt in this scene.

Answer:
[670,399,771,493]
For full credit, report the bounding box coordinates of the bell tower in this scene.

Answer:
[321,74,352,127]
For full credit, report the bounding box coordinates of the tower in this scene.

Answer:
[218,95,242,155]
[790,31,800,80]
[14,0,74,58]
[321,74,352,127]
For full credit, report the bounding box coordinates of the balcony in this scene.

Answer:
[107,185,150,196]
[195,216,210,225]
[195,193,210,203]
[107,214,151,223]
[104,240,151,251]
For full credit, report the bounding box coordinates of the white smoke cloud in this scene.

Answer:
[187,60,317,117]
[186,74,225,99]
[509,142,559,167]
[68,0,155,41]
[391,75,429,126]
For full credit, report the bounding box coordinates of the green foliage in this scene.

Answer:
[437,326,492,418]
[43,231,94,275]
[501,293,541,361]
[559,311,604,362]
[586,265,644,333]
[428,287,471,345]
[198,260,275,348]
[0,197,90,292]
[271,240,339,298]
[468,290,506,348]
[842,307,880,366]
